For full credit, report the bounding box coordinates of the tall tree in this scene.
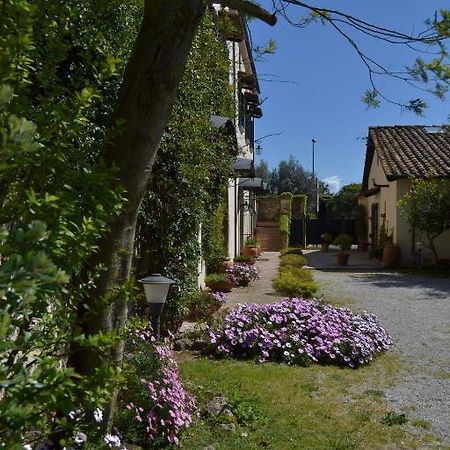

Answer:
[327,183,362,219]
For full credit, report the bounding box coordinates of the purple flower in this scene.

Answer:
[93,408,103,423]
[104,434,121,448]
[208,298,393,368]
[123,330,196,447]
[74,432,87,444]
[227,263,260,286]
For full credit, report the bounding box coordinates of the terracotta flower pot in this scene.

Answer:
[205,280,233,293]
[243,245,259,257]
[321,243,329,252]
[336,252,350,265]
[382,244,401,267]
[222,257,234,271]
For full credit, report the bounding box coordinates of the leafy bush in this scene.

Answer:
[205,273,230,284]
[234,255,255,264]
[320,233,333,243]
[117,328,196,448]
[279,253,307,268]
[273,269,318,298]
[280,247,303,256]
[209,298,393,368]
[333,234,353,251]
[245,236,258,246]
[227,263,260,286]
[184,289,228,320]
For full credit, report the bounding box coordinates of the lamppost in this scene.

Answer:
[138,273,175,339]
[312,139,319,216]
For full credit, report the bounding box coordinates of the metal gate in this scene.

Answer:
[290,218,356,246]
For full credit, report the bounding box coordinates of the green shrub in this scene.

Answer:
[205,273,228,283]
[279,254,307,268]
[280,247,303,256]
[245,236,258,246]
[234,255,255,264]
[184,290,222,320]
[320,233,333,243]
[273,267,318,298]
[333,234,353,251]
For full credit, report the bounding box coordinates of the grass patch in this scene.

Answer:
[178,353,426,449]
[410,418,432,430]
[434,369,450,380]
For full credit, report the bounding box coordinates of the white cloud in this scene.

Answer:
[322,175,342,193]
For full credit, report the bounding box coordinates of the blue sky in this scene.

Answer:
[250,1,449,192]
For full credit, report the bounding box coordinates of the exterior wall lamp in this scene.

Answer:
[138,273,175,339]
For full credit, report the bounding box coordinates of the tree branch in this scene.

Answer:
[217,0,277,26]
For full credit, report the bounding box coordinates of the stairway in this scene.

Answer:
[256,221,283,252]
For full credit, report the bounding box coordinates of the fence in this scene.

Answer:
[290,218,356,246]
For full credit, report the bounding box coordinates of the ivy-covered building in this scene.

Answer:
[212,4,267,259]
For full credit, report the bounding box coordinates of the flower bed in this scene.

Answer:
[117,329,196,448]
[209,298,393,368]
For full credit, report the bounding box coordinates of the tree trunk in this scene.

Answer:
[428,234,440,266]
[68,0,206,426]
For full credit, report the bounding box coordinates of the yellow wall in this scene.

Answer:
[361,158,450,265]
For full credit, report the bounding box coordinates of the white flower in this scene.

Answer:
[68,410,76,420]
[104,434,121,448]
[93,408,103,423]
[23,445,33,450]
[74,432,87,444]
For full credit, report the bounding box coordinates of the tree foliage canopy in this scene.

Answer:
[398,177,450,264]
[326,183,362,219]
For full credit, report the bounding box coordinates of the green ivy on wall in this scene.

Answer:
[134,14,234,331]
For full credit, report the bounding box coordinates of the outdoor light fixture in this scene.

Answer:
[138,273,175,339]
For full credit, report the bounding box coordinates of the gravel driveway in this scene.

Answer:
[315,270,450,445]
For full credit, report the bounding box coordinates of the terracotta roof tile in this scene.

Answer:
[362,125,450,190]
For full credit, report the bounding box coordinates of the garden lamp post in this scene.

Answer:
[138,273,175,339]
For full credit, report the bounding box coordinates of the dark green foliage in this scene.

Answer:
[134,15,234,331]
[203,203,228,274]
[292,194,308,219]
[0,0,141,445]
[184,290,221,321]
[234,255,256,264]
[355,204,368,241]
[327,183,362,219]
[381,411,407,426]
[333,234,353,251]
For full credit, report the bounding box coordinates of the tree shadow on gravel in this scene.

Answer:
[348,273,450,300]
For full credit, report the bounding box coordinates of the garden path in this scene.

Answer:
[314,269,450,445]
[225,251,283,309]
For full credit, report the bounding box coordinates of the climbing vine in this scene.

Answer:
[134,14,235,331]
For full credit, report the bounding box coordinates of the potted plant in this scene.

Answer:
[320,233,333,252]
[204,273,233,292]
[227,263,260,287]
[234,254,256,265]
[243,236,259,257]
[381,227,401,267]
[222,256,234,271]
[185,289,228,321]
[332,234,353,265]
